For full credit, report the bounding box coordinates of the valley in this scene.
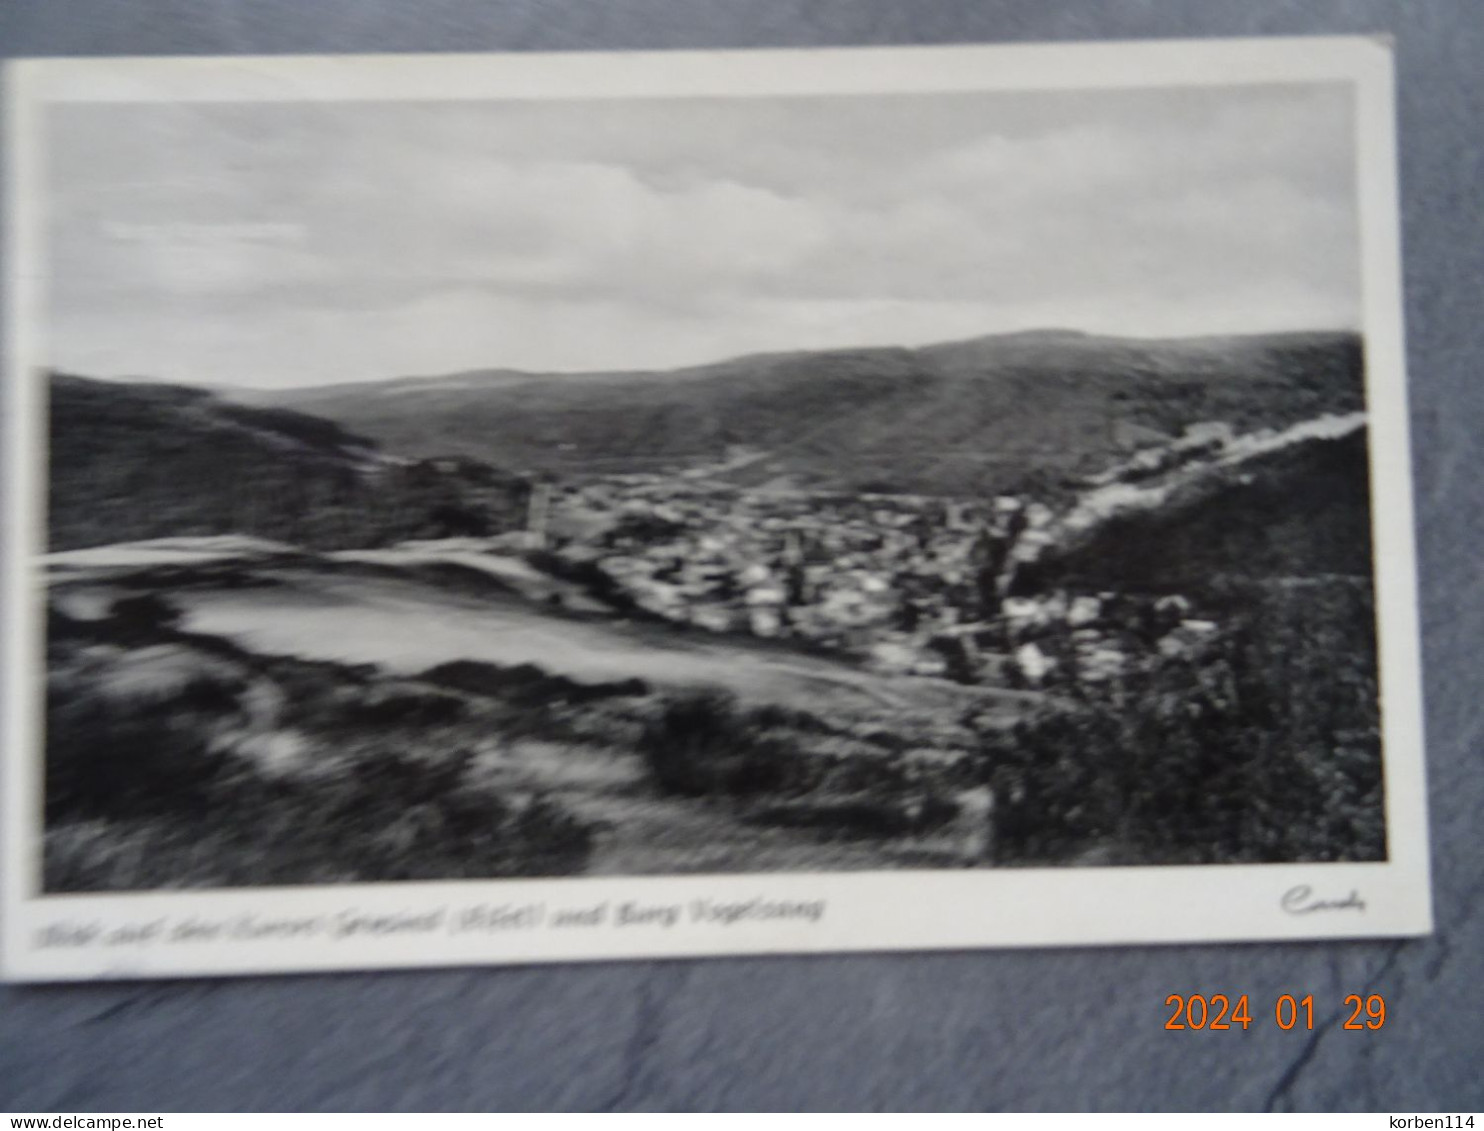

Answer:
[38,327,1387,889]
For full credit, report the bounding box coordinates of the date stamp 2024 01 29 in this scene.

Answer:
[1164,993,1388,1031]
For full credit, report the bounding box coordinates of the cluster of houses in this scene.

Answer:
[996,590,1218,690]
[549,476,1022,656]
[540,474,1216,689]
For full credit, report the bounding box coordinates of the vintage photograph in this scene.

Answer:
[2,41,1431,976]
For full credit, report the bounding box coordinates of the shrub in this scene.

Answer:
[43,636,596,889]
[420,659,649,705]
[637,690,817,798]
[45,752,595,890]
[46,604,89,645]
[525,550,645,616]
[749,791,958,839]
[982,578,1385,865]
[45,670,243,823]
[353,684,468,728]
[106,593,183,641]
[748,702,835,734]
[225,750,593,883]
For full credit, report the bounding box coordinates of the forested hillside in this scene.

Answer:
[243,329,1365,498]
[48,375,530,551]
[1015,423,1375,596]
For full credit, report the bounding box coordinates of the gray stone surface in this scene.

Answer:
[1,0,1481,1112]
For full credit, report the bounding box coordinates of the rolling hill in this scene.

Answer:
[236,329,1367,499]
[47,374,530,552]
[1012,415,1375,596]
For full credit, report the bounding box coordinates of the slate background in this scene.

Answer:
[1,0,1480,1112]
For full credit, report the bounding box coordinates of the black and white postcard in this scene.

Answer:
[2,37,1431,980]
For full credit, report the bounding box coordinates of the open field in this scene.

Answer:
[175,569,989,716]
[43,541,1022,887]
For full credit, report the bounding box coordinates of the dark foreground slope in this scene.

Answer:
[48,374,530,551]
[243,329,1365,497]
[986,418,1383,866]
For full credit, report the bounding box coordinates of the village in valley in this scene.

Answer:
[528,421,1255,696]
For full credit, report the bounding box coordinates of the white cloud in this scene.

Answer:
[45,83,1360,387]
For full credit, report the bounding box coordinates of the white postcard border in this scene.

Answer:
[1,37,1432,982]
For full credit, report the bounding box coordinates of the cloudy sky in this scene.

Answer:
[45,82,1359,389]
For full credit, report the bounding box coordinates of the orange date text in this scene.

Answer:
[1163,994,1386,1030]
